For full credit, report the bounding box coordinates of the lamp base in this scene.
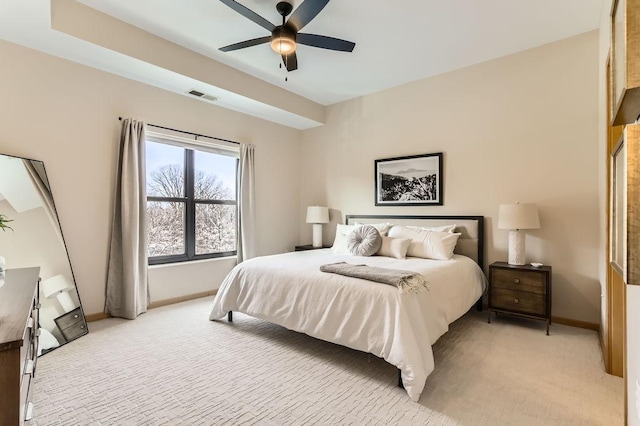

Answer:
[312,224,323,248]
[508,230,526,265]
[57,291,77,313]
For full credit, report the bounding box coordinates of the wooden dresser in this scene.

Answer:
[488,262,552,335]
[0,267,40,425]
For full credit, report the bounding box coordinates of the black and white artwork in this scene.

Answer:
[375,153,443,206]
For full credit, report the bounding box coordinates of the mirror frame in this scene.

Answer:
[0,152,87,355]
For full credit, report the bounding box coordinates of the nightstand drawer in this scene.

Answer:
[55,308,83,329]
[59,320,87,341]
[492,268,546,294]
[491,288,545,316]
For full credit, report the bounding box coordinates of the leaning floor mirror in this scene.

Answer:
[0,153,87,355]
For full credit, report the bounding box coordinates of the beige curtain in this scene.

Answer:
[23,160,64,246]
[237,143,256,263]
[105,118,149,319]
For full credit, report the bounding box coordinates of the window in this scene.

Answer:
[146,137,238,264]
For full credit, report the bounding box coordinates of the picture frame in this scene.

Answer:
[375,153,443,206]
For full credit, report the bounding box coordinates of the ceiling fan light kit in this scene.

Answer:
[270,27,297,54]
[219,0,355,72]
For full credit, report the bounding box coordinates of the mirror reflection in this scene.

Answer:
[0,154,87,355]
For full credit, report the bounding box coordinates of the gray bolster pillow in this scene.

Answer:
[347,225,382,256]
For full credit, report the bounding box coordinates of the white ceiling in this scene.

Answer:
[0,0,604,128]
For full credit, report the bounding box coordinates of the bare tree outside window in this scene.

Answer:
[146,141,237,263]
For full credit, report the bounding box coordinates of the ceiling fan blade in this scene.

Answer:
[282,52,298,71]
[219,0,275,32]
[297,33,355,52]
[219,36,271,52]
[287,0,329,31]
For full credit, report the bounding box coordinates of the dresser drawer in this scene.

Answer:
[491,288,545,316]
[60,320,87,341]
[491,268,546,294]
[55,308,83,329]
[19,368,33,424]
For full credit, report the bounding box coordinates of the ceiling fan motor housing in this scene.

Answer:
[272,26,296,42]
[276,2,294,18]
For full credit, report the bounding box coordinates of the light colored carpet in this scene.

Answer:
[32,298,623,425]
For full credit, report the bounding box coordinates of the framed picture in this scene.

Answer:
[375,153,443,206]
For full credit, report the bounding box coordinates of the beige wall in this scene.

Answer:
[0,40,302,315]
[598,0,613,373]
[300,31,601,324]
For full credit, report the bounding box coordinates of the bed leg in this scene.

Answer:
[397,368,404,389]
[228,311,233,322]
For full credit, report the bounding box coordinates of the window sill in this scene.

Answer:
[149,256,237,270]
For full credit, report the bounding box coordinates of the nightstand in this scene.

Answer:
[488,262,552,335]
[294,245,329,251]
[54,307,88,341]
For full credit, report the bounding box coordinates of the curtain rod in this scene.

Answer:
[118,117,240,145]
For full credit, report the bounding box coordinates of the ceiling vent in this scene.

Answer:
[186,89,218,103]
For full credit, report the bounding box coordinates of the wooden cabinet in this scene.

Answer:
[0,267,40,425]
[611,0,640,125]
[488,262,552,335]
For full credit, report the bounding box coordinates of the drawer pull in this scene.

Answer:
[514,278,520,284]
[514,298,519,304]
[73,314,79,319]
[36,328,41,337]
[36,303,41,309]
[80,325,85,330]
[27,317,34,329]
[25,401,34,421]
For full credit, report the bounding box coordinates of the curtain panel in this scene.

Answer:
[105,118,149,319]
[237,144,256,263]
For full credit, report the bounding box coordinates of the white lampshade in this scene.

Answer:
[498,203,540,230]
[42,275,74,299]
[306,206,329,224]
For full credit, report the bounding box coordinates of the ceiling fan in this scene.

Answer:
[218,0,356,72]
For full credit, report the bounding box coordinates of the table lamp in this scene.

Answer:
[498,202,540,265]
[306,206,329,248]
[42,274,76,313]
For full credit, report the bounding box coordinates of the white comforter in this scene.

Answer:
[209,250,487,401]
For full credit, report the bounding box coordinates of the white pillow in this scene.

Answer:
[331,224,359,254]
[376,236,412,259]
[388,226,461,260]
[405,224,456,233]
[388,224,455,241]
[354,222,393,236]
[410,231,461,260]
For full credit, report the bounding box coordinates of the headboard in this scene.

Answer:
[345,215,484,268]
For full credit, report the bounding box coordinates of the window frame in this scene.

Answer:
[147,140,239,265]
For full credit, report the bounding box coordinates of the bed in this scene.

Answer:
[209,215,486,401]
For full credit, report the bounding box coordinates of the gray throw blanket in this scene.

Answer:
[319,262,429,293]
